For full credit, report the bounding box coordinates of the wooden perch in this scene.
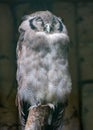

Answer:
[25,104,52,130]
[24,101,80,130]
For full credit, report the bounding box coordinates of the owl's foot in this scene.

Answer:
[29,103,55,111]
[29,103,41,110]
[47,103,55,110]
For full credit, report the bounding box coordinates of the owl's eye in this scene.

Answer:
[52,17,57,25]
[52,17,63,32]
[36,17,44,25]
[36,17,42,21]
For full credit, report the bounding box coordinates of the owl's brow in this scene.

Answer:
[35,17,42,20]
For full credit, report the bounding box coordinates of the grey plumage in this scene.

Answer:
[16,10,72,130]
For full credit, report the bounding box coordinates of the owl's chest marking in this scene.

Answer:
[18,33,71,104]
[27,33,64,71]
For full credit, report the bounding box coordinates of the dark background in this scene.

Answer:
[0,0,93,130]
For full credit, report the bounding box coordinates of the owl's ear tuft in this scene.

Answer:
[21,15,29,21]
[58,17,64,23]
[18,27,25,33]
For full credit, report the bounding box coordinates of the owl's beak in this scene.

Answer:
[44,24,51,33]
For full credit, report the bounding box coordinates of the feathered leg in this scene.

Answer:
[51,103,67,130]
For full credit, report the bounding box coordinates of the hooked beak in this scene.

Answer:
[44,24,51,33]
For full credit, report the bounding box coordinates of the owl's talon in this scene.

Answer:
[47,103,55,110]
[29,105,37,110]
[29,103,41,110]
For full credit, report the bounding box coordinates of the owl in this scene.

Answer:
[16,10,72,130]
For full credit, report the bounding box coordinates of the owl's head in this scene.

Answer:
[19,10,68,34]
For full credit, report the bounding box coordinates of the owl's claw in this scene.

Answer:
[29,103,41,110]
[29,103,55,111]
[47,103,55,110]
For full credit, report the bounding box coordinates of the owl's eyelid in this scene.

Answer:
[36,17,42,21]
[52,17,57,23]
[36,17,44,26]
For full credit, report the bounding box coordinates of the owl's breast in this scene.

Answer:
[17,32,71,104]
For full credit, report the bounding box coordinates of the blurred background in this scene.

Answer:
[0,0,93,130]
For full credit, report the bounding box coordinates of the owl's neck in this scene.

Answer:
[35,31,69,44]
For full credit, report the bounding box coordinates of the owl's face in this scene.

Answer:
[19,11,67,34]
